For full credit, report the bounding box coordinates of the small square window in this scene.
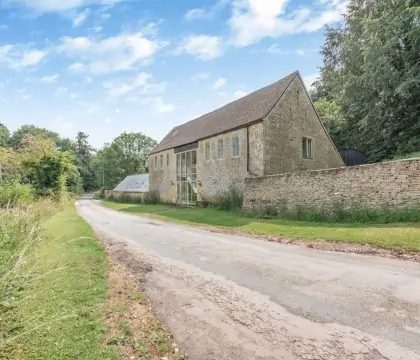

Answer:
[232,135,240,156]
[205,142,211,161]
[166,153,169,167]
[217,138,224,158]
[302,137,313,159]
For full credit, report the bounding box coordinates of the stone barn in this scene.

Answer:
[149,70,344,205]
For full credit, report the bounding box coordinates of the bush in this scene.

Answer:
[143,190,160,205]
[213,185,243,211]
[0,181,35,208]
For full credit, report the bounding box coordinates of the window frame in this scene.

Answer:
[160,154,163,168]
[154,156,157,169]
[205,142,211,161]
[302,137,313,159]
[232,135,240,157]
[166,153,169,167]
[217,138,224,159]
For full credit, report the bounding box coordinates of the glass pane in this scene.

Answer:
[181,153,186,175]
[186,151,192,176]
[181,182,187,204]
[177,183,181,203]
[177,154,181,174]
[192,190,197,203]
[191,150,197,174]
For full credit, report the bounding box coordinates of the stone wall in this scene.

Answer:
[243,159,420,211]
[149,148,177,203]
[104,190,145,201]
[197,127,249,202]
[263,74,344,175]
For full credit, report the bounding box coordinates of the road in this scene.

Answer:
[76,197,420,360]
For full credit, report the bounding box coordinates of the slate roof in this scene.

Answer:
[113,173,149,193]
[151,70,298,154]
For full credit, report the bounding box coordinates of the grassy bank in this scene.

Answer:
[0,202,119,360]
[103,201,420,252]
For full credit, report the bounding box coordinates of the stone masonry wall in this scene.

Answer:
[243,159,420,211]
[263,75,344,175]
[149,148,177,203]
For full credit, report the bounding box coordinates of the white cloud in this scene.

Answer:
[233,90,248,99]
[176,35,222,61]
[142,97,175,115]
[303,72,319,89]
[0,45,46,69]
[184,0,229,21]
[266,44,305,56]
[211,77,227,89]
[105,117,112,123]
[58,32,162,75]
[40,74,59,83]
[103,72,167,98]
[73,9,90,27]
[191,72,210,81]
[9,0,120,12]
[228,0,347,46]
[54,87,68,97]
[185,8,206,21]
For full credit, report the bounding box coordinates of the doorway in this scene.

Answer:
[176,150,197,205]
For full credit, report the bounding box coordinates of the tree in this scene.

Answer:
[10,125,60,149]
[314,0,420,161]
[97,132,157,189]
[73,132,98,191]
[0,123,10,147]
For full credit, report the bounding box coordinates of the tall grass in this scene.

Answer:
[247,201,420,223]
[213,185,244,211]
[0,201,55,354]
[0,181,35,208]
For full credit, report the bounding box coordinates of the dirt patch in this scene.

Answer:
[99,234,185,360]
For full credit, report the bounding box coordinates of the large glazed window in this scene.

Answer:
[176,149,197,205]
[217,139,224,158]
[302,137,313,159]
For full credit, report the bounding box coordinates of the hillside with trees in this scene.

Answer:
[311,0,420,162]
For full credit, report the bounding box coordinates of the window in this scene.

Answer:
[205,142,211,161]
[232,135,240,156]
[154,156,157,168]
[302,137,313,159]
[166,153,169,167]
[217,138,224,158]
[160,155,163,168]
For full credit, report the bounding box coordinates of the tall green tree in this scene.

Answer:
[97,132,157,189]
[10,125,60,149]
[74,132,98,191]
[0,123,9,147]
[313,0,420,161]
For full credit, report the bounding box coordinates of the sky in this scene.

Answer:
[0,0,347,148]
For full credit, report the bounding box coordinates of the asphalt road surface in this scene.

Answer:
[76,197,420,360]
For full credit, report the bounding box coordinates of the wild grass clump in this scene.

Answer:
[213,185,243,211]
[0,201,54,352]
[0,181,35,208]
[248,201,420,224]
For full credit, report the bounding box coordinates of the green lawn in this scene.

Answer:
[2,203,119,360]
[103,201,420,252]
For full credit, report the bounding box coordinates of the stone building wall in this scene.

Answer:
[148,148,177,203]
[248,122,264,177]
[243,159,420,211]
[197,127,249,202]
[263,75,344,175]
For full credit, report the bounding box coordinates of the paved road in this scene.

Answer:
[77,198,420,360]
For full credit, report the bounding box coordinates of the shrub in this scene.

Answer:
[143,190,160,205]
[213,185,243,211]
[0,181,35,208]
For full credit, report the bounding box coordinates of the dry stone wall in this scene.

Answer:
[243,159,420,211]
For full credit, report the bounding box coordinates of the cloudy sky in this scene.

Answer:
[0,0,347,147]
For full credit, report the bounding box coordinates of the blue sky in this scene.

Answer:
[0,0,347,148]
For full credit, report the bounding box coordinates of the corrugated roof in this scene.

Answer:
[113,173,149,193]
[151,71,298,154]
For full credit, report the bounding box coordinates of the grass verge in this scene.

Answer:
[103,201,420,253]
[0,202,119,360]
